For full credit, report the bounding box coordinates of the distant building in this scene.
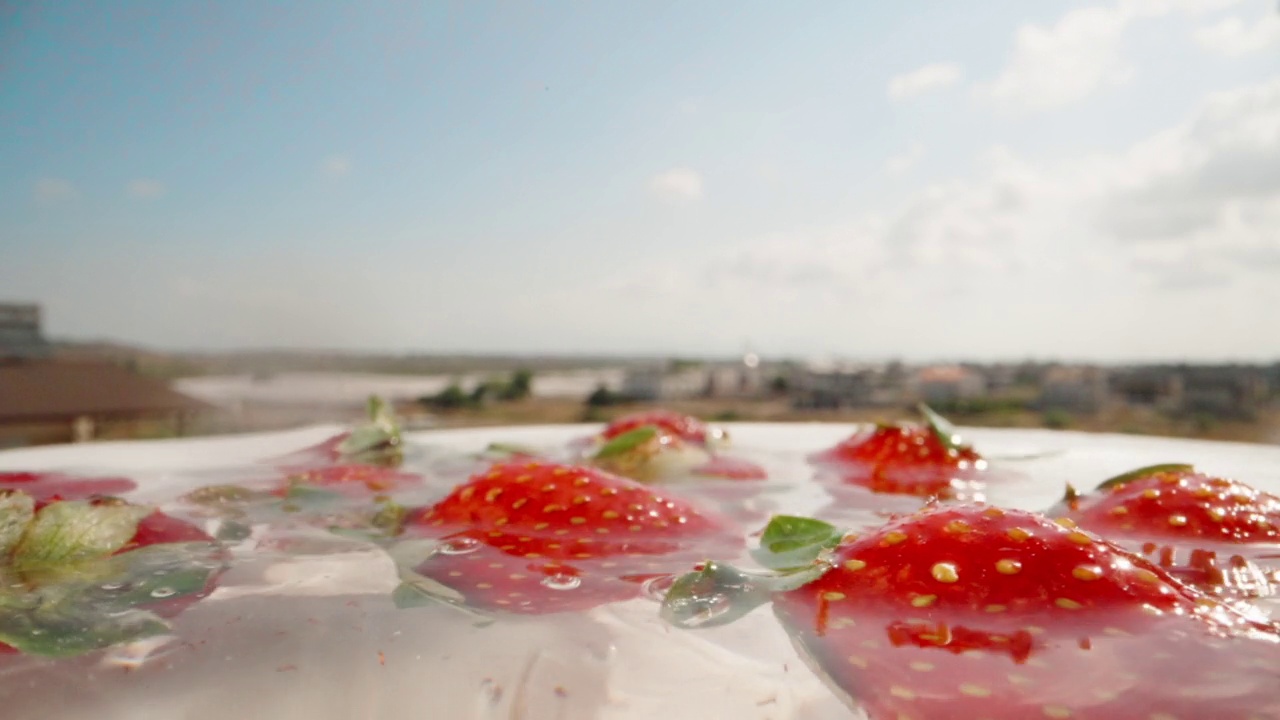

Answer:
[1179,366,1269,419]
[1112,365,1270,419]
[0,303,52,360]
[0,303,209,448]
[914,365,987,405]
[0,361,211,448]
[621,365,709,401]
[705,353,765,398]
[1038,366,1111,413]
[791,360,905,409]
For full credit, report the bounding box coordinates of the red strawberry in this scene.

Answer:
[600,409,725,446]
[663,505,1280,720]
[0,471,137,502]
[1051,464,1280,599]
[275,464,422,497]
[691,454,768,481]
[400,461,741,614]
[810,405,986,500]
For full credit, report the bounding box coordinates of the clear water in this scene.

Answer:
[1,424,1278,720]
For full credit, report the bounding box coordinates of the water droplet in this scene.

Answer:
[150,587,177,599]
[540,573,581,591]
[100,582,126,591]
[438,538,480,555]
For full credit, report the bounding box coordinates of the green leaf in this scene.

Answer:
[0,541,224,658]
[11,501,151,572]
[918,403,965,451]
[182,484,273,507]
[1096,463,1195,492]
[337,395,403,465]
[280,484,345,513]
[751,515,845,571]
[391,566,493,626]
[660,560,832,630]
[594,426,658,460]
[0,606,170,658]
[370,500,407,535]
[0,490,35,558]
[79,542,224,612]
[480,442,542,460]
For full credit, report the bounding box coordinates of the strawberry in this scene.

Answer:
[691,454,768,481]
[276,464,422,498]
[0,491,222,657]
[810,405,986,500]
[662,505,1280,720]
[0,471,138,502]
[272,396,404,468]
[600,409,726,447]
[398,461,741,614]
[1050,464,1280,598]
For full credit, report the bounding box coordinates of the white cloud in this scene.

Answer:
[593,77,1280,358]
[33,178,76,202]
[978,5,1137,112]
[887,63,963,101]
[885,144,926,176]
[322,155,351,180]
[126,179,166,199]
[650,167,704,201]
[1194,12,1280,56]
[979,0,1254,112]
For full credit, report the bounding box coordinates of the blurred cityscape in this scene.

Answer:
[3,301,1278,449]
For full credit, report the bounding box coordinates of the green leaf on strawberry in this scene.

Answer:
[1094,462,1195,492]
[918,402,963,450]
[0,490,36,557]
[751,515,844,571]
[336,395,403,465]
[12,500,152,572]
[593,426,659,460]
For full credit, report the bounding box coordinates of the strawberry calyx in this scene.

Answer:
[662,514,847,628]
[661,559,832,630]
[1094,463,1196,493]
[333,396,404,466]
[918,402,965,451]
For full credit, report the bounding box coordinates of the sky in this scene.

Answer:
[1,0,1278,361]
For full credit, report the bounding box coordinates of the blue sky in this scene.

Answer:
[2,0,1278,360]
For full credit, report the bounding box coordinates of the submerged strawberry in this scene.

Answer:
[0,471,138,502]
[600,409,726,447]
[1051,464,1280,598]
[662,505,1280,720]
[0,491,223,657]
[276,464,422,497]
[398,461,740,614]
[810,405,986,500]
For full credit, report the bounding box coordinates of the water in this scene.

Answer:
[0,424,1279,719]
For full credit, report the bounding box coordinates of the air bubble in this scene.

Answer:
[150,587,177,599]
[539,573,582,591]
[438,538,481,555]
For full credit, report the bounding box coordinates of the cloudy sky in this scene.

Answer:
[2,1,1277,361]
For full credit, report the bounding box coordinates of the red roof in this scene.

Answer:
[0,361,210,423]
